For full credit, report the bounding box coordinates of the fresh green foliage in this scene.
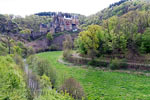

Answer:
[0,36,34,57]
[12,54,24,69]
[75,25,104,57]
[40,74,52,88]
[27,56,57,87]
[108,58,128,70]
[46,32,53,41]
[34,89,74,100]
[63,49,72,61]
[75,24,128,57]
[140,28,150,53]
[60,77,84,100]
[27,56,73,100]
[20,28,31,34]
[49,44,60,51]
[76,10,150,59]
[13,15,52,33]
[63,35,73,50]
[0,56,28,100]
[13,45,22,55]
[63,35,73,61]
[0,42,7,56]
[37,51,150,100]
[84,0,150,26]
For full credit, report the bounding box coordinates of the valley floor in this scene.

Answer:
[37,51,150,100]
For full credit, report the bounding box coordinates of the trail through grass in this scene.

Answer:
[37,51,150,100]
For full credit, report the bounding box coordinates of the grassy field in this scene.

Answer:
[37,51,150,100]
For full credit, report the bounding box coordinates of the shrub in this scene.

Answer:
[26,47,35,57]
[0,43,7,56]
[13,46,22,56]
[40,74,52,89]
[36,59,57,86]
[27,56,57,87]
[34,89,73,100]
[60,77,84,100]
[27,55,38,68]
[34,73,73,100]
[109,58,128,70]
[88,59,97,66]
[12,54,24,69]
[109,58,120,70]
[46,32,53,41]
[0,56,28,100]
[49,44,59,51]
[63,49,72,60]
[120,59,128,69]
[16,42,34,57]
[140,28,150,53]
[63,34,73,50]
[20,29,31,34]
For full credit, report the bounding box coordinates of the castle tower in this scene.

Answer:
[40,24,48,33]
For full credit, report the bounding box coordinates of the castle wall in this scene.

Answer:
[40,13,79,34]
[40,24,48,33]
[50,27,55,34]
[40,27,48,33]
[64,19,72,31]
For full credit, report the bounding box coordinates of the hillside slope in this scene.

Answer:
[84,0,150,26]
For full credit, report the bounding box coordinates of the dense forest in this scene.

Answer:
[83,0,150,26]
[1,0,150,99]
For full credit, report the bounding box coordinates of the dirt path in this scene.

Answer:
[71,53,150,70]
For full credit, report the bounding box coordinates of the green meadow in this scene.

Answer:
[37,51,150,100]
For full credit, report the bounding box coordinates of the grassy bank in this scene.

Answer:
[37,51,150,100]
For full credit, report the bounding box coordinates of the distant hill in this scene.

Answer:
[83,0,150,26]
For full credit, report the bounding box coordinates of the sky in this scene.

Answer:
[0,0,120,17]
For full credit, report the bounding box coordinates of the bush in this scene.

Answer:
[140,28,150,53]
[20,29,31,34]
[0,43,7,56]
[63,50,72,60]
[34,89,73,100]
[46,32,53,41]
[12,54,24,69]
[60,78,84,100]
[27,55,38,68]
[49,44,59,51]
[34,72,73,100]
[40,74,52,89]
[88,59,98,66]
[120,59,128,69]
[13,46,22,56]
[0,56,28,100]
[36,59,57,86]
[63,34,73,50]
[26,47,35,57]
[27,56,57,87]
[16,42,34,57]
[109,58,128,70]
[109,58,120,70]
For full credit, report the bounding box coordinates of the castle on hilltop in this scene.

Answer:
[40,12,79,34]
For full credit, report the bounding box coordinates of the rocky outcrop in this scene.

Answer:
[25,33,79,52]
[0,14,19,34]
[50,33,78,50]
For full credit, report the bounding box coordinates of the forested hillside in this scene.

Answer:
[0,56,28,100]
[83,0,150,26]
[71,0,150,69]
